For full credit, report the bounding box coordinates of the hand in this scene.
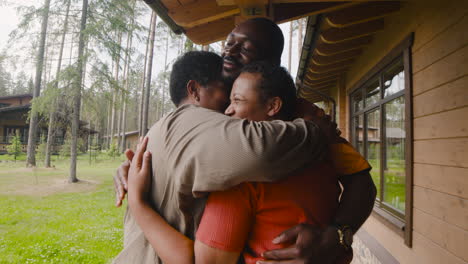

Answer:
[295,98,343,144]
[114,148,135,207]
[260,224,347,264]
[127,136,152,204]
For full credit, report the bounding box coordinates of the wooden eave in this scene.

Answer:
[143,0,371,45]
[297,1,402,103]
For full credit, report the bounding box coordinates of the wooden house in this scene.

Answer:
[0,94,97,154]
[144,0,467,263]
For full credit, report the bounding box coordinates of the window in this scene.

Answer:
[349,33,413,246]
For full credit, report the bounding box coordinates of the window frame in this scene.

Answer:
[348,33,414,247]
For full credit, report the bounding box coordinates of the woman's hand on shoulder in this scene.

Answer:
[127,136,152,205]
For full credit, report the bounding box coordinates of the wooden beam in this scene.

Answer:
[304,74,339,85]
[326,1,401,27]
[302,83,336,95]
[305,68,347,80]
[185,16,236,45]
[216,0,374,6]
[311,49,362,65]
[304,76,339,87]
[273,2,358,24]
[320,19,384,43]
[160,0,182,10]
[167,0,239,28]
[315,35,372,56]
[299,87,333,96]
[308,58,354,73]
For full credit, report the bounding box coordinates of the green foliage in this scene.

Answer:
[36,135,48,162]
[107,141,119,159]
[59,136,72,158]
[6,135,23,161]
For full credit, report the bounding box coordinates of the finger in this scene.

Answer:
[125,149,135,161]
[114,176,124,207]
[141,150,152,175]
[262,246,301,260]
[133,137,149,169]
[272,225,302,244]
[118,160,130,190]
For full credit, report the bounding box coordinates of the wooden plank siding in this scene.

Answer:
[343,0,468,263]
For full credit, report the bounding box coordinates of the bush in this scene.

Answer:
[107,142,119,160]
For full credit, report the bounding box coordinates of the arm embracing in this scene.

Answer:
[168,108,328,193]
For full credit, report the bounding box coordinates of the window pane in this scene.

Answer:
[383,96,406,213]
[353,92,363,112]
[365,79,380,107]
[366,109,381,199]
[355,115,364,155]
[383,60,405,97]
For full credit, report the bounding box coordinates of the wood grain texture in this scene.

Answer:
[414,186,467,230]
[414,163,468,199]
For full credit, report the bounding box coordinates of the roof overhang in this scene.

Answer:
[296,1,402,102]
[143,0,372,45]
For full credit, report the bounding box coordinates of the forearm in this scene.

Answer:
[335,172,377,232]
[129,198,195,264]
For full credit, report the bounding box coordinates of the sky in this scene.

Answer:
[0,0,304,87]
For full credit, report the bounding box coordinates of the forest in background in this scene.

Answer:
[0,0,305,181]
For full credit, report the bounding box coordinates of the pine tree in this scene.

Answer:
[26,0,51,167]
[69,0,89,183]
[7,135,23,162]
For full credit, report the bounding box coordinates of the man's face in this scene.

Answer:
[198,80,230,113]
[221,22,271,81]
[224,72,271,121]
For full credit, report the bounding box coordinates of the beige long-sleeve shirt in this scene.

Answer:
[113,104,327,264]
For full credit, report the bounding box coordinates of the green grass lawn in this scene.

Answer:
[0,154,127,264]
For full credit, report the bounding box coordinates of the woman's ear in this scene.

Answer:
[267,97,282,117]
[186,80,201,103]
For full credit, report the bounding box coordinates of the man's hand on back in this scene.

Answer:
[260,224,348,264]
[295,98,345,144]
[114,149,135,207]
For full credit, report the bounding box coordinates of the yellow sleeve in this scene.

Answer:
[329,143,371,177]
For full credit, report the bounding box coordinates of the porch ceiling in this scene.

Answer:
[296,1,401,103]
[143,0,371,45]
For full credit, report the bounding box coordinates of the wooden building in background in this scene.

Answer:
[0,94,97,154]
[144,0,467,263]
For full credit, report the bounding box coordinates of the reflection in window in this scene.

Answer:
[384,60,405,97]
[384,96,406,213]
[350,57,407,220]
[353,92,363,112]
[366,110,381,199]
[354,115,364,154]
[365,79,380,107]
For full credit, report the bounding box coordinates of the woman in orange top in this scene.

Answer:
[128,62,370,264]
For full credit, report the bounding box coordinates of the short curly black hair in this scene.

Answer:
[241,62,297,120]
[244,18,284,66]
[170,51,224,106]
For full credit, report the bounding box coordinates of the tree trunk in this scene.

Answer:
[69,0,89,183]
[45,0,71,168]
[141,12,157,136]
[111,32,123,148]
[120,3,136,152]
[139,12,154,136]
[26,0,51,167]
[298,18,304,59]
[288,21,293,72]
[162,29,169,116]
[106,101,112,148]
